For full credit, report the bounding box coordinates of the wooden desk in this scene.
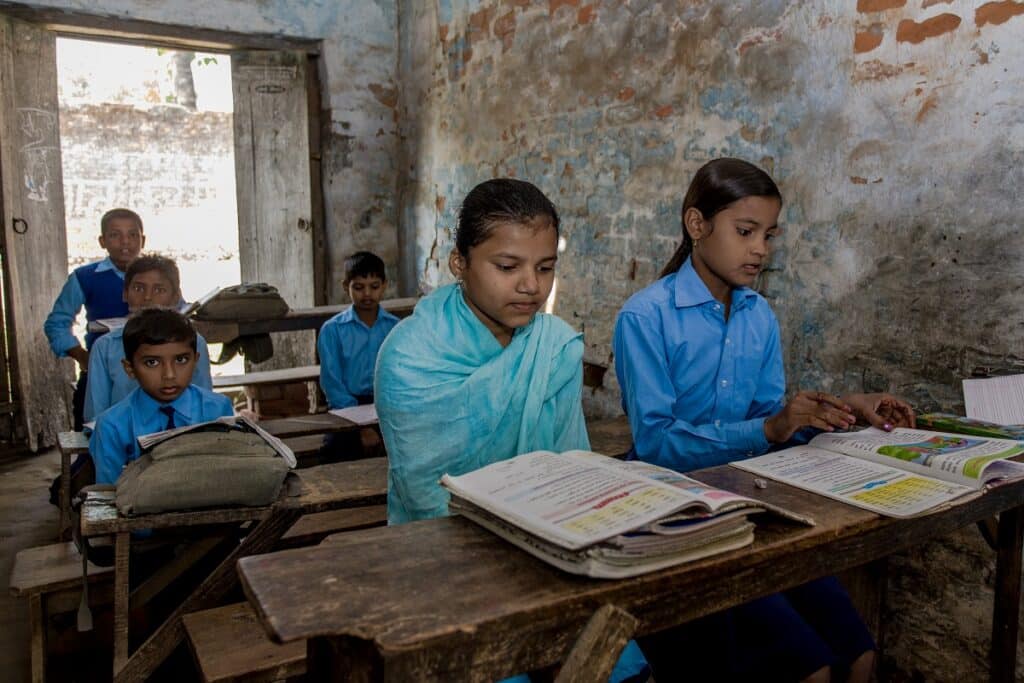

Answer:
[586,415,632,459]
[238,467,1024,683]
[56,431,89,540]
[211,364,320,390]
[81,458,387,683]
[192,297,419,344]
[259,412,364,439]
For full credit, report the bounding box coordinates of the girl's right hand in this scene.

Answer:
[764,391,857,443]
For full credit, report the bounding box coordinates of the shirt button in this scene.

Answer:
[720,379,728,387]
[715,419,721,427]
[714,304,721,310]
[725,338,731,345]
[747,451,754,457]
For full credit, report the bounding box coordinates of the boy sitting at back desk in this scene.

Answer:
[85,254,214,422]
[44,208,145,430]
[317,251,398,459]
[90,308,233,485]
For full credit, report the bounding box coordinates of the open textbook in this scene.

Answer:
[328,403,379,426]
[440,450,812,579]
[136,414,297,468]
[732,427,1024,518]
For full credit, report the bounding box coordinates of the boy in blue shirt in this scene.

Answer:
[84,254,214,422]
[90,308,233,485]
[317,251,398,458]
[45,208,145,430]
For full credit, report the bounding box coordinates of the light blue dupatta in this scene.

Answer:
[376,283,588,524]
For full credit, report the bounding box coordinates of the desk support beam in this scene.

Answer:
[991,504,1024,683]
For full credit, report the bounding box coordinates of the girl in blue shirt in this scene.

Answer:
[614,158,914,683]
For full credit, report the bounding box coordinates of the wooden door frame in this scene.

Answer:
[0,3,328,447]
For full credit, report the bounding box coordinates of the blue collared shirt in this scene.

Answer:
[318,305,399,409]
[44,257,125,356]
[84,328,216,422]
[90,384,234,484]
[613,257,787,472]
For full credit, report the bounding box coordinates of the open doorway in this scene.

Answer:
[55,37,243,376]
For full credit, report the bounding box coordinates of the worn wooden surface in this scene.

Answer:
[193,297,419,344]
[239,467,1024,682]
[278,505,387,549]
[281,433,326,463]
[80,459,387,536]
[260,412,359,439]
[184,602,306,683]
[9,541,112,596]
[232,49,315,371]
[212,364,320,389]
[992,505,1024,683]
[585,416,632,459]
[0,17,72,450]
[57,430,88,540]
[554,604,637,683]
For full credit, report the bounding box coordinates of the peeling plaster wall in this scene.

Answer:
[10,0,401,302]
[396,1,1024,680]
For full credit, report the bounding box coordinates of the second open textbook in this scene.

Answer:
[731,427,1024,517]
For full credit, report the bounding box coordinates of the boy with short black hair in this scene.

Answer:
[45,208,145,429]
[84,254,214,422]
[317,251,398,409]
[89,308,232,484]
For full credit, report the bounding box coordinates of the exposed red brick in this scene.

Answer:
[976,1,1024,26]
[435,195,446,212]
[577,4,596,24]
[562,162,574,178]
[857,0,906,11]
[494,10,517,51]
[504,0,530,7]
[850,176,869,184]
[654,104,673,119]
[922,0,953,7]
[468,7,493,37]
[895,13,961,43]
[439,24,449,43]
[915,93,938,122]
[854,24,884,53]
[550,0,581,14]
[617,86,635,101]
[368,83,398,108]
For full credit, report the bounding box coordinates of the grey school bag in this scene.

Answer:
[191,282,290,320]
[115,428,291,516]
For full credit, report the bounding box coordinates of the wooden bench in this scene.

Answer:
[183,505,388,682]
[9,542,115,683]
[57,431,90,541]
[213,365,322,414]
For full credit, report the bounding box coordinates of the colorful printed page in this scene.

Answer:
[732,446,978,518]
[441,450,719,551]
[918,413,1024,441]
[963,374,1024,425]
[808,427,1024,488]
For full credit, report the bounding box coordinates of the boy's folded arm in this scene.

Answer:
[44,273,86,357]
[89,418,127,485]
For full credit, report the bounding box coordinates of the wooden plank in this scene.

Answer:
[260,412,357,439]
[239,471,1024,682]
[278,505,387,549]
[0,16,71,450]
[81,459,387,536]
[112,532,130,674]
[58,429,89,452]
[9,541,113,596]
[212,364,320,389]
[231,49,315,372]
[28,593,45,683]
[184,602,307,683]
[192,297,419,344]
[554,605,637,683]
[991,505,1024,683]
[586,416,632,459]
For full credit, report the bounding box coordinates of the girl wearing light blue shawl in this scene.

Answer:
[375,179,649,683]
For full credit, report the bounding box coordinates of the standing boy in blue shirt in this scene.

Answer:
[317,251,398,458]
[84,254,214,422]
[90,308,233,485]
[45,208,145,430]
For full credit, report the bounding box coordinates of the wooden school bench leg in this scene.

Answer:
[555,604,638,683]
[113,532,131,677]
[58,448,72,541]
[990,505,1024,683]
[28,594,46,683]
[112,508,303,683]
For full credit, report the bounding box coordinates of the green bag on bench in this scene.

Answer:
[190,283,290,321]
[115,429,291,516]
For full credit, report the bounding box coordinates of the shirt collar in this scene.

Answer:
[95,256,126,276]
[340,304,398,328]
[673,257,759,311]
[132,385,195,423]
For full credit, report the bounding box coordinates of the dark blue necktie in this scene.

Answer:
[159,406,176,431]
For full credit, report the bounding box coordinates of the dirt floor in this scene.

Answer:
[0,447,63,682]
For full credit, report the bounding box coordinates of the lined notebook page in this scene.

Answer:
[963,374,1024,425]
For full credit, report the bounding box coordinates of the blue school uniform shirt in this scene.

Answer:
[44,257,130,355]
[89,384,234,485]
[83,327,216,422]
[613,256,788,472]
[317,305,399,409]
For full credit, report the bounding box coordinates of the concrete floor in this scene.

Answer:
[0,447,63,683]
